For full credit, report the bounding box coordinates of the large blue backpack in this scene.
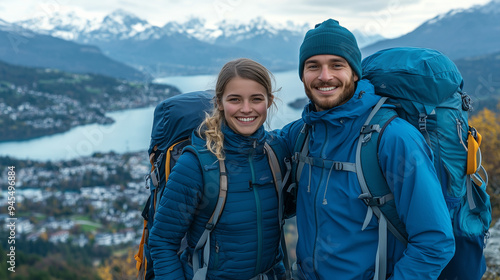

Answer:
[134,91,291,280]
[292,47,492,280]
[362,47,492,280]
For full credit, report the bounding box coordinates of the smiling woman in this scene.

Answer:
[218,76,272,137]
[201,58,277,160]
[147,58,289,280]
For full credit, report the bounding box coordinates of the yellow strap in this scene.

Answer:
[164,144,174,180]
[467,131,481,175]
[165,140,185,180]
[134,220,147,271]
[135,140,185,277]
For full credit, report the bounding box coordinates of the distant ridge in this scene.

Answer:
[361,0,500,60]
[454,51,500,112]
[0,22,147,81]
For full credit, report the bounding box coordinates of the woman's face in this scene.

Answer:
[218,77,271,136]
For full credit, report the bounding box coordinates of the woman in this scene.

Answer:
[149,58,286,280]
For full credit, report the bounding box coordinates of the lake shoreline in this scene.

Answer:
[0,70,305,161]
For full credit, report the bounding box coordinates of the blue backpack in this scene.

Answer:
[292,47,492,280]
[134,91,291,280]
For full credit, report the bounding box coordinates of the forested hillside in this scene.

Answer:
[0,60,180,141]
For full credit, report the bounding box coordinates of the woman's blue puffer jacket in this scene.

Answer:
[149,125,285,280]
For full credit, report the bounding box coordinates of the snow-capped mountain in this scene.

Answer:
[12,11,299,75]
[16,10,313,45]
[15,11,94,41]
[85,9,165,42]
[15,9,162,42]
[161,17,221,43]
[214,17,308,43]
[0,18,11,29]
[362,0,500,60]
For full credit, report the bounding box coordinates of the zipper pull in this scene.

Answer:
[248,180,253,190]
[215,241,219,253]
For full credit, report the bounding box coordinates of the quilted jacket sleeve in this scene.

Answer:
[378,118,455,279]
[149,151,203,280]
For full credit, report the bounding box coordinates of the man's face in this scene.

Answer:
[302,54,358,111]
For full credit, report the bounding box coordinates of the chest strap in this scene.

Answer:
[292,153,356,173]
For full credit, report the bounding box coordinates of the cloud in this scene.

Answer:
[294,0,421,13]
[0,0,490,39]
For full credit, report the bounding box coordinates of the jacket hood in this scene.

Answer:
[302,79,380,125]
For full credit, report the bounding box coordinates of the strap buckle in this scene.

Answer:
[333,162,343,170]
[205,222,215,231]
[358,193,392,206]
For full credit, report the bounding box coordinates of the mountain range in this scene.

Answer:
[0,21,147,81]
[11,10,383,77]
[0,1,499,102]
[361,0,500,60]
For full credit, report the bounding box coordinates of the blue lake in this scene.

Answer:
[0,70,305,161]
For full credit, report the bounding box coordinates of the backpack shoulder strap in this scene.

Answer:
[264,140,292,280]
[264,139,291,194]
[357,98,408,243]
[292,123,310,185]
[184,144,226,224]
[183,143,227,279]
[355,97,407,280]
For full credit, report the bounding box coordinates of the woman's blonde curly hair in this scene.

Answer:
[198,58,276,160]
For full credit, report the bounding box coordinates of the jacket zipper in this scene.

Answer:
[312,122,329,278]
[249,140,263,275]
[213,241,220,269]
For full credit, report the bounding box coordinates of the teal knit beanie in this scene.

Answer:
[299,19,362,80]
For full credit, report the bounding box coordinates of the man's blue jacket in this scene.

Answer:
[278,79,455,279]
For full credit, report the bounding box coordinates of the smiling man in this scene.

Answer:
[278,19,455,279]
[302,55,357,110]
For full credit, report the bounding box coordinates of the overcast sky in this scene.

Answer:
[0,0,492,38]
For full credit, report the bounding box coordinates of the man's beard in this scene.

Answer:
[304,77,357,111]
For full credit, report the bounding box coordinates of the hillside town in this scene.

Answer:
[1,150,499,276]
[0,151,150,249]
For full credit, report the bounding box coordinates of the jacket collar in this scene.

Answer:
[221,123,266,155]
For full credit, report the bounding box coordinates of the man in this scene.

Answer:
[279,19,455,279]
